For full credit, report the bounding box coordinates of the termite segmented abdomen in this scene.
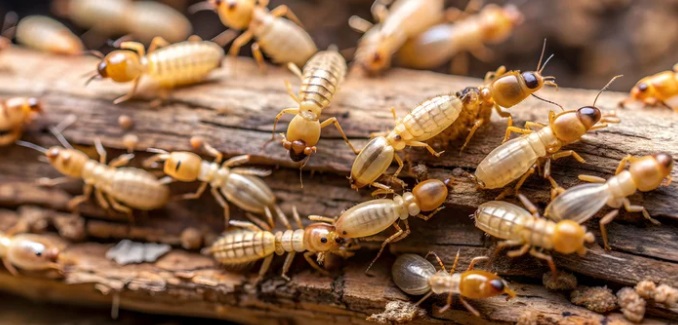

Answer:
[334,199,401,238]
[474,134,543,189]
[219,173,276,215]
[146,41,224,88]
[396,95,463,141]
[349,136,395,189]
[210,231,276,265]
[107,167,170,210]
[474,201,528,240]
[298,51,347,109]
[254,15,317,67]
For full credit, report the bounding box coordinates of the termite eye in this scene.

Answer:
[654,153,674,170]
[320,237,328,244]
[637,83,648,92]
[522,72,539,89]
[490,279,504,291]
[394,135,402,141]
[35,251,43,257]
[342,231,347,235]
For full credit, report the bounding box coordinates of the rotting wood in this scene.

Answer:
[0,48,676,323]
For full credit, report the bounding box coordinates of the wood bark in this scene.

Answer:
[0,48,676,324]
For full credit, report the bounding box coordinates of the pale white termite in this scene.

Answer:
[193,0,317,69]
[0,232,61,275]
[271,48,358,167]
[350,95,462,193]
[146,138,281,228]
[473,195,595,274]
[15,15,84,55]
[392,252,515,316]
[474,76,622,195]
[545,153,673,250]
[207,207,355,280]
[87,36,223,104]
[311,179,448,272]
[349,0,445,74]
[126,1,192,44]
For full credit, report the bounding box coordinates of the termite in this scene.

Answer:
[192,0,317,70]
[311,179,448,273]
[271,48,358,169]
[145,137,281,228]
[473,194,596,274]
[86,35,223,104]
[0,97,42,146]
[54,0,130,36]
[126,1,192,44]
[396,4,523,72]
[350,95,462,193]
[473,76,621,195]
[16,118,170,217]
[15,15,84,55]
[392,252,515,316]
[0,232,61,275]
[348,0,444,75]
[620,64,678,111]
[207,207,355,281]
[545,153,673,250]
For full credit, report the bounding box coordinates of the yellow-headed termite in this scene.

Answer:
[0,232,61,275]
[16,117,170,218]
[545,153,673,250]
[348,0,445,75]
[397,4,523,72]
[310,179,448,273]
[207,207,355,281]
[392,252,515,316]
[473,76,622,196]
[0,97,42,146]
[620,64,678,111]
[271,48,358,177]
[473,194,595,274]
[192,0,317,70]
[86,35,223,104]
[430,40,558,151]
[15,15,84,55]
[145,137,281,229]
[350,94,462,193]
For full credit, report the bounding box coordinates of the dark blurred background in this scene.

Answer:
[2,0,678,91]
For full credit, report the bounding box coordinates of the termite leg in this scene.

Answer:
[210,187,231,226]
[450,249,460,273]
[113,77,141,104]
[509,164,536,197]
[231,167,271,177]
[256,255,274,282]
[369,182,395,197]
[460,118,485,152]
[578,174,606,183]
[414,291,434,307]
[303,251,330,276]
[147,36,170,53]
[407,140,444,157]
[467,256,489,271]
[68,184,94,213]
[228,30,253,58]
[529,248,557,275]
[416,206,445,221]
[291,206,303,230]
[425,251,447,272]
[106,194,133,218]
[623,198,660,225]
[484,65,507,84]
[599,209,619,251]
[518,193,540,218]
[94,188,111,210]
[551,150,586,163]
[281,252,296,281]
[94,138,107,163]
[2,258,18,276]
[199,140,224,164]
[245,213,271,232]
[271,108,299,141]
[251,42,266,73]
[178,182,208,200]
[615,155,635,175]
[109,153,134,168]
[229,220,263,232]
[287,62,303,80]
[370,0,391,22]
[503,125,532,143]
[269,5,304,27]
[365,219,410,274]
[119,41,146,57]
[459,297,480,317]
[36,177,73,187]
[284,80,300,103]
[308,215,337,224]
[222,155,250,168]
[319,117,359,154]
[437,293,454,314]
[347,15,373,33]
[506,244,530,257]
[663,175,673,186]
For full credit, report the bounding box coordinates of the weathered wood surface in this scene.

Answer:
[0,48,677,324]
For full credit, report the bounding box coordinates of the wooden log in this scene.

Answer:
[0,48,676,323]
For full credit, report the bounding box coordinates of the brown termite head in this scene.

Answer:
[7,235,60,271]
[282,113,320,162]
[479,4,524,42]
[96,50,143,83]
[551,106,601,144]
[458,270,517,300]
[411,179,448,212]
[0,97,42,128]
[629,153,674,191]
[45,146,89,178]
[552,220,595,255]
[159,151,203,182]
[303,223,348,254]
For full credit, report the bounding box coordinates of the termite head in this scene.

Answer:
[213,0,255,30]
[6,97,42,115]
[96,50,143,83]
[552,106,601,144]
[629,153,674,191]
[6,235,60,271]
[354,29,396,75]
[459,270,517,300]
[304,223,349,254]
[283,114,320,162]
[553,220,594,255]
[628,78,655,102]
[46,146,88,178]
[158,151,203,182]
[411,179,448,212]
[480,4,524,42]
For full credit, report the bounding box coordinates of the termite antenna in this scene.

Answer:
[531,94,564,111]
[538,54,555,74]
[15,140,48,153]
[592,75,623,107]
[535,39,547,72]
[187,1,215,14]
[146,148,169,154]
[84,73,101,86]
[49,115,77,149]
